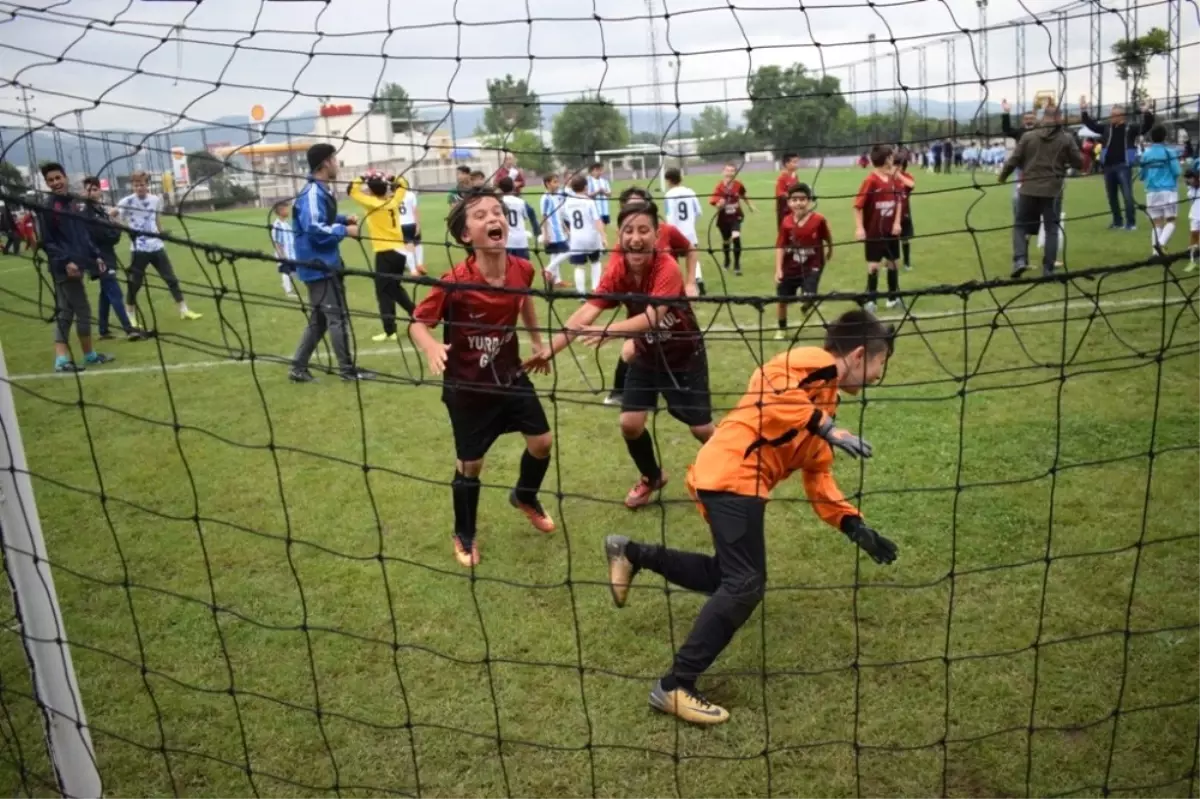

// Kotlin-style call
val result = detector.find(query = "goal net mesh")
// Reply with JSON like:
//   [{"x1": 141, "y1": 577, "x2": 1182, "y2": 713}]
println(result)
[{"x1": 0, "y1": 0, "x2": 1197, "y2": 796}]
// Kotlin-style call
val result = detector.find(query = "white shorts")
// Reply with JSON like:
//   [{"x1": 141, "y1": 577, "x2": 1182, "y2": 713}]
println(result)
[
  {"x1": 1191, "y1": 216, "x2": 1200, "y2": 233},
  {"x1": 1146, "y1": 190, "x2": 1178, "y2": 220}
]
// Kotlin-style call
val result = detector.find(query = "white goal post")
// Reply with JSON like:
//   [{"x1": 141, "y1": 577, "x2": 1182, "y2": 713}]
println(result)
[
  {"x1": 594, "y1": 145, "x2": 671, "y2": 195},
  {"x1": 0, "y1": 344, "x2": 102, "y2": 798}
]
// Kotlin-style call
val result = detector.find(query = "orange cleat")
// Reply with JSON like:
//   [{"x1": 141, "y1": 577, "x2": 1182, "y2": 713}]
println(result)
[
  {"x1": 453, "y1": 535, "x2": 480, "y2": 567},
  {"x1": 509, "y1": 491, "x2": 556, "y2": 534},
  {"x1": 625, "y1": 473, "x2": 668, "y2": 509}
]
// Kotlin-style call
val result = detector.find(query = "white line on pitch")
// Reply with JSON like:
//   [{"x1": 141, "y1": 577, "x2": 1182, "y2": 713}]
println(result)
[{"x1": 6, "y1": 295, "x2": 1194, "y2": 382}]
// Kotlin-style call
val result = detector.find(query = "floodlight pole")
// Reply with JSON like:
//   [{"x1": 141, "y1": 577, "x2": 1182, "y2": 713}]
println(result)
[
  {"x1": 977, "y1": 0, "x2": 989, "y2": 118},
  {"x1": 1165, "y1": 0, "x2": 1180, "y2": 112},
  {"x1": 1015, "y1": 23, "x2": 1027, "y2": 111},
  {"x1": 868, "y1": 33, "x2": 879, "y2": 123},
  {"x1": 0, "y1": 344, "x2": 103, "y2": 799},
  {"x1": 1056, "y1": 11, "x2": 1069, "y2": 107},
  {"x1": 1089, "y1": 2, "x2": 1103, "y2": 112}
]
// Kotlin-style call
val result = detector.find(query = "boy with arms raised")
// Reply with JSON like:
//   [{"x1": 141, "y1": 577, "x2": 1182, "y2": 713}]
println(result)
[{"x1": 604, "y1": 309, "x2": 898, "y2": 725}]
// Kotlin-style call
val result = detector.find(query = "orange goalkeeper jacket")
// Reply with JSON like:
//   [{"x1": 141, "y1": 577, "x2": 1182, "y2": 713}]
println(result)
[{"x1": 686, "y1": 347, "x2": 862, "y2": 531}]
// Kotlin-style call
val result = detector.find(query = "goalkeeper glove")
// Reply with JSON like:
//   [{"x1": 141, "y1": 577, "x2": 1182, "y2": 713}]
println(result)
[
  {"x1": 817, "y1": 415, "x2": 873, "y2": 459},
  {"x1": 841, "y1": 516, "x2": 898, "y2": 565}
]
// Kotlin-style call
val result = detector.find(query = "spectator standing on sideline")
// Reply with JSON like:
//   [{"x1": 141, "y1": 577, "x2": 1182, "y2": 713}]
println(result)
[
  {"x1": 1080, "y1": 95, "x2": 1154, "y2": 230},
  {"x1": 447, "y1": 166, "x2": 471, "y2": 206},
  {"x1": 0, "y1": 202, "x2": 19, "y2": 255},
  {"x1": 999, "y1": 105, "x2": 1083, "y2": 277},
  {"x1": 82, "y1": 176, "x2": 145, "y2": 341},
  {"x1": 37, "y1": 162, "x2": 115, "y2": 372},
  {"x1": 288, "y1": 143, "x2": 375, "y2": 384},
  {"x1": 492, "y1": 153, "x2": 527, "y2": 195}
]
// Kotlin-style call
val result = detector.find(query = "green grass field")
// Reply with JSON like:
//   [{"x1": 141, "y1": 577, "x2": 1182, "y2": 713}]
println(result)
[{"x1": 0, "y1": 167, "x2": 1197, "y2": 798}]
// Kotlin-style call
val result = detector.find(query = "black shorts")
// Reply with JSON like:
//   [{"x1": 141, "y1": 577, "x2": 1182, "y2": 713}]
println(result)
[
  {"x1": 864, "y1": 237, "x2": 901, "y2": 264},
  {"x1": 375, "y1": 249, "x2": 407, "y2": 274},
  {"x1": 568, "y1": 251, "x2": 600, "y2": 265},
  {"x1": 622, "y1": 351, "x2": 713, "y2": 427},
  {"x1": 900, "y1": 216, "x2": 914, "y2": 239},
  {"x1": 544, "y1": 241, "x2": 569, "y2": 255},
  {"x1": 444, "y1": 374, "x2": 550, "y2": 462},
  {"x1": 716, "y1": 216, "x2": 742, "y2": 238},
  {"x1": 777, "y1": 271, "x2": 821, "y2": 298},
  {"x1": 401, "y1": 223, "x2": 421, "y2": 245}
]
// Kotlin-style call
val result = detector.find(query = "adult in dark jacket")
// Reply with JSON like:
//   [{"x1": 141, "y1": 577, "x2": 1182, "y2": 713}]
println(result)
[
  {"x1": 37, "y1": 162, "x2": 114, "y2": 372},
  {"x1": 999, "y1": 105, "x2": 1084, "y2": 277},
  {"x1": 1080, "y1": 96, "x2": 1154, "y2": 230},
  {"x1": 82, "y1": 176, "x2": 146, "y2": 341}
]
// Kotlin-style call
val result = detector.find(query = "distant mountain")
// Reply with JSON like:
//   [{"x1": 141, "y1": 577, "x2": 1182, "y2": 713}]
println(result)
[{"x1": 0, "y1": 95, "x2": 1015, "y2": 173}]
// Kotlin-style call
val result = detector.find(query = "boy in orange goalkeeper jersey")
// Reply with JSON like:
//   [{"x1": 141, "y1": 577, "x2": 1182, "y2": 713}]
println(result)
[{"x1": 604, "y1": 309, "x2": 899, "y2": 726}]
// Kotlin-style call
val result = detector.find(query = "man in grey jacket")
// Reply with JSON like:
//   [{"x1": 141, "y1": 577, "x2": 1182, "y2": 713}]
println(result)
[{"x1": 999, "y1": 105, "x2": 1083, "y2": 277}]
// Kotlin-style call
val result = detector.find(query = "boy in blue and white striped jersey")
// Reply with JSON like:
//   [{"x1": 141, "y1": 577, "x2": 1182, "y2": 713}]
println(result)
[
  {"x1": 271, "y1": 200, "x2": 297, "y2": 295},
  {"x1": 539, "y1": 174, "x2": 570, "y2": 287}
]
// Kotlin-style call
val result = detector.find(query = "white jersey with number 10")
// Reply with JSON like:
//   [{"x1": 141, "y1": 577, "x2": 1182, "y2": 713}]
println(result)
[
  {"x1": 563, "y1": 193, "x2": 602, "y2": 254},
  {"x1": 664, "y1": 186, "x2": 703, "y2": 245},
  {"x1": 501, "y1": 194, "x2": 535, "y2": 251}
]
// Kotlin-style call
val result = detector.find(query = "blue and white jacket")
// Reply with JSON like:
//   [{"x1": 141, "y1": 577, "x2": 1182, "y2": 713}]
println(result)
[{"x1": 293, "y1": 177, "x2": 349, "y2": 283}]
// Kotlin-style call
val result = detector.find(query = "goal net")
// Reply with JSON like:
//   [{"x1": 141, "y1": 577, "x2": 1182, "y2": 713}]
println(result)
[{"x1": 0, "y1": 0, "x2": 1197, "y2": 797}]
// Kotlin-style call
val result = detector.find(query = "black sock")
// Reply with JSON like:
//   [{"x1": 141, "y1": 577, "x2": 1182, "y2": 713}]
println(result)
[
  {"x1": 886, "y1": 268, "x2": 899, "y2": 299},
  {"x1": 732, "y1": 238, "x2": 742, "y2": 270},
  {"x1": 613, "y1": 359, "x2": 629, "y2": 393},
  {"x1": 451, "y1": 470, "x2": 481, "y2": 543},
  {"x1": 721, "y1": 242, "x2": 731, "y2": 268},
  {"x1": 697, "y1": 280, "x2": 706, "y2": 296},
  {"x1": 867, "y1": 271, "x2": 879, "y2": 299},
  {"x1": 901, "y1": 240, "x2": 911, "y2": 267},
  {"x1": 624, "y1": 539, "x2": 660, "y2": 571},
  {"x1": 515, "y1": 450, "x2": 550, "y2": 506},
  {"x1": 624, "y1": 430, "x2": 661, "y2": 483},
  {"x1": 778, "y1": 317, "x2": 788, "y2": 329},
  {"x1": 660, "y1": 673, "x2": 695, "y2": 692}
]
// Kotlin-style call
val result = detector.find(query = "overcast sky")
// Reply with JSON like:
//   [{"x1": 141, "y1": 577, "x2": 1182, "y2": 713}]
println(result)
[{"x1": 1, "y1": 0, "x2": 1196, "y2": 138}]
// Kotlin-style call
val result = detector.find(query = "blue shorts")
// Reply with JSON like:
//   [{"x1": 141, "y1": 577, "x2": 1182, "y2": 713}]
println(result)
[
  {"x1": 401, "y1": 223, "x2": 421, "y2": 245},
  {"x1": 600, "y1": 214, "x2": 611, "y2": 225},
  {"x1": 508, "y1": 247, "x2": 530, "y2": 260},
  {"x1": 568, "y1": 251, "x2": 600, "y2": 266},
  {"x1": 544, "y1": 241, "x2": 569, "y2": 255}
]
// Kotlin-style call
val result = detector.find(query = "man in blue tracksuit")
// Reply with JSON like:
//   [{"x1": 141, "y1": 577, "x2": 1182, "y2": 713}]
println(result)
[
  {"x1": 37, "y1": 162, "x2": 114, "y2": 373},
  {"x1": 1140, "y1": 124, "x2": 1182, "y2": 254},
  {"x1": 288, "y1": 142, "x2": 373, "y2": 383},
  {"x1": 82, "y1": 176, "x2": 146, "y2": 342}
]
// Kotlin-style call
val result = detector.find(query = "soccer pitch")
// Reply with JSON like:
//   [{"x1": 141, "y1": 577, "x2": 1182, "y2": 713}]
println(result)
[{"x1": 0, "y1": 167, "x2": 1196, "y2": 797}]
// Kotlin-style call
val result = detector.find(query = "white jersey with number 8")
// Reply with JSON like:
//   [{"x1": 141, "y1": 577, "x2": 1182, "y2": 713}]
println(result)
[
  {"x1": 563, "y1": 193, "x2": 602, "y2": 253},
  {"x1": 664, "y1": 186, "x2": 703, "y2": 245}
]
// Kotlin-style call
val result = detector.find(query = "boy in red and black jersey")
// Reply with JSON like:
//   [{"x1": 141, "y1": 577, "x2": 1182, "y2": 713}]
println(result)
[
  {"x1": 774, "y1": 152, "x2": 800, "y2": 228},
  {"x1": 409, "y1": 188, "x2": 555, "y2": 568},
  {"x1": 894, "y1": 144, "x2": 917, "y2": 270},
  {"x1": 604, "y1": 186, "x2": 701, "y2": 407},
  {"x1": 853, "y1": 144, "x2": 908, "y2": 312},
  {"x1": 708, "y1": 163, "x2": 756, "y2": 275},
  {"x1": 774, "y1": 183, "x2": 833, "y2": 338},
  {"x1": 526, "y1": 201, "x2": 713, "y2": 510}
]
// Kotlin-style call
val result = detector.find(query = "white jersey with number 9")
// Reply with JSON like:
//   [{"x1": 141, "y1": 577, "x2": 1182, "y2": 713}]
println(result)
[{"x1": 664, "y1": 185, "x2": 702, "y2": 245}]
